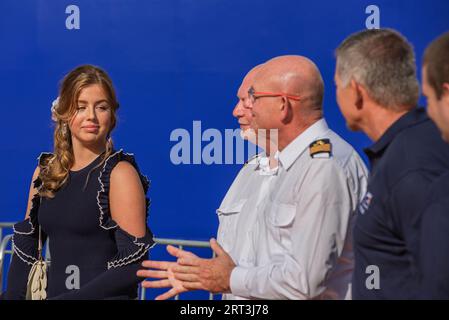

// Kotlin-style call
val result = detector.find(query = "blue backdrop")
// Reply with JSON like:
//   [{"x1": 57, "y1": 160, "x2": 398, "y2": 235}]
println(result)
[{"x1": 1, "y1": 0, "x2": 448, "y2": 299}]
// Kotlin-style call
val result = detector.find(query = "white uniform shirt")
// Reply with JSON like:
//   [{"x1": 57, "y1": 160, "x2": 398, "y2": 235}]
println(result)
[
  {"x1": 220, "y1": 119, "x2": 368, "y2": 299},
  {"x1": 216, "y1": 151, "x2": 277, "y2": 300}
]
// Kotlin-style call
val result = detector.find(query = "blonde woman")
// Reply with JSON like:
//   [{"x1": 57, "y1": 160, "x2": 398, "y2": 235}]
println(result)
[{"x1": 3, "y1": 65, "x2": 154, "y2": 299}]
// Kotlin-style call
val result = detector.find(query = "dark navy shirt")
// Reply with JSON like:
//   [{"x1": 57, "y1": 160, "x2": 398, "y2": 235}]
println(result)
[
  {"x1": 420, "y1": 171, "x2": 449, "y2": 299},
  {"x1": 352, "y1": 108, "x2": 449, "y2": 299}
]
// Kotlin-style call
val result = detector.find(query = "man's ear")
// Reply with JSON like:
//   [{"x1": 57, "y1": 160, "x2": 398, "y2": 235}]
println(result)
[
  {"x1": 280, "y1": 96, "x2": 293, "y2": 123},
  {"x1": 351, "y1": 79, "x2": 364, "y2": 110},
  {"x1": 442, "y1": 83, "x2": 449, "y2": 103}
]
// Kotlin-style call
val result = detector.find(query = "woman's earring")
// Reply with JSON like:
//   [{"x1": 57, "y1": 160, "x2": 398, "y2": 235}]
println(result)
[
  {"x1": 107, "y1": 135, "x2": 112, "y2": 147},
  {"x1": 62, "y1": 123, "x2": 68, "y2": 137}
]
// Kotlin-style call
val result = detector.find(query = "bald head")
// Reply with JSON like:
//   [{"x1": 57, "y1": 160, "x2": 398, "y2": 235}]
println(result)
[
  {"x1": 254, "y1": 55, "x2": 324, "y2": 116},
  {"x1": 238, "y1": 64, "x2": 264, "y2": 98}
]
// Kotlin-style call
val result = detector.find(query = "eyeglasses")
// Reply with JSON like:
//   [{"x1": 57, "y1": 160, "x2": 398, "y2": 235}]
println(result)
[{"x1": 247, "y1": 87, "x2": 302, "y2": 106}]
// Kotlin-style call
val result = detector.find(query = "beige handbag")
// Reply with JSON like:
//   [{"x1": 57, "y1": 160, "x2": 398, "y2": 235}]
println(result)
[{"x1": 26, "y1": 226, "x2": 47, "y2": 300}]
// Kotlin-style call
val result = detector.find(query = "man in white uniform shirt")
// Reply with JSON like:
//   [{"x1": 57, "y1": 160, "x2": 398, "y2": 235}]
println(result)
[
  {"x1": 214, "y1": 63, "x2": 282, "y2": 299},
  {"x1": 137, "y1": 64, "x2": 279, "y2": 299},
  {"x1": 138, "y1": 55, "x2": 368, "y2": 300}
]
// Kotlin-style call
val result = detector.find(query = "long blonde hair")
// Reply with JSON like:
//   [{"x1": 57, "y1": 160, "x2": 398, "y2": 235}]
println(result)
[{"x1": 39, "y1": 65, "x2": 119, "y2": 198}]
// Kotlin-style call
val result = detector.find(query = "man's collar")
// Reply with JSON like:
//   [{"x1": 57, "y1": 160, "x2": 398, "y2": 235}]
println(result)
[
  {"x1": 245, "y1": 151, "x2": 280, "y2": 176},
  {"x1": 364, "y1": 108, "x2": 428, "y2": 161},
  {"x1": 278, "y1": 118, "x2": 330, "y2": 171}
]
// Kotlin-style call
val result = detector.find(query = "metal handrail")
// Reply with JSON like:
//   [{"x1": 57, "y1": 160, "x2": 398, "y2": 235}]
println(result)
[
  {"x1": 0, "y1": 223, "x2": 215, "y2": 300},
  {"x1": 0, "y1": 234, "x2": 13, "y2": 292},
  {"x1": 154, "y1": 237, "x2": 212, "y2": 248},
  {"x1": 1, "y1": 223, "x2": 213, "y2": 249},
  {"x1": 0, "y1": 223, "x2": 14, "y2": 244}
]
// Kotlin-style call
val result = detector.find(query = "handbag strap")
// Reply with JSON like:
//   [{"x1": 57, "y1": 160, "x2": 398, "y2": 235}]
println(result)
[
  {"x1": 37, "y1": 195, "x2": 43, "y2": 262},
  {"x1": 38, "y1": 225, "x2": 43, "y2": 262}
]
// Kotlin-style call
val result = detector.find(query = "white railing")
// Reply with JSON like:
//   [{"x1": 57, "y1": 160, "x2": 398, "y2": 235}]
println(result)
[{"x1": 0, "y1": 222, "x2": 215, "y2": 300}]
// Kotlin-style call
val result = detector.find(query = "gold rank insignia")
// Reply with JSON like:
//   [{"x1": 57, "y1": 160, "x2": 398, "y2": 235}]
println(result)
[{"x1": 309, "y1": 139, "x2": 332, "y2": 158}]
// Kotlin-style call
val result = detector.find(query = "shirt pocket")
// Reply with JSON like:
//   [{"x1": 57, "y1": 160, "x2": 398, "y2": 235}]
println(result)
[
  {"x1": 216, "y1": 198, "x2": 246, "y2": 216},
  {"x1": 268, "y1": 202, "x2": 297, "y2": 227},
  {"x1": 216, "y1": 199, "x2": 247, "y2": 248},
  {"x1": 266, "y1": 202, "x2": 297, "y2": 249}
]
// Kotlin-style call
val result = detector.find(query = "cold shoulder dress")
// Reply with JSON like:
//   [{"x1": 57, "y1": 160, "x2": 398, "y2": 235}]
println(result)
[{"x1": 4, "y1": 149, "x2": 154, "y2": 299}]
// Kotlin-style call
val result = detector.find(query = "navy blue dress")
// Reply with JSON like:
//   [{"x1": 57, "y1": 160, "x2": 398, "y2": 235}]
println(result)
[{"x1": 4, "y1": 149, "x2": 154, "y2": 300}]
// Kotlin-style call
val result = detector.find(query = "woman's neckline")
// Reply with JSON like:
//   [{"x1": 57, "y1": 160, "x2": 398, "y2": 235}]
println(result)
[{"x1": 70, "y1": 152, "x2": 104, "y2": 174}]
